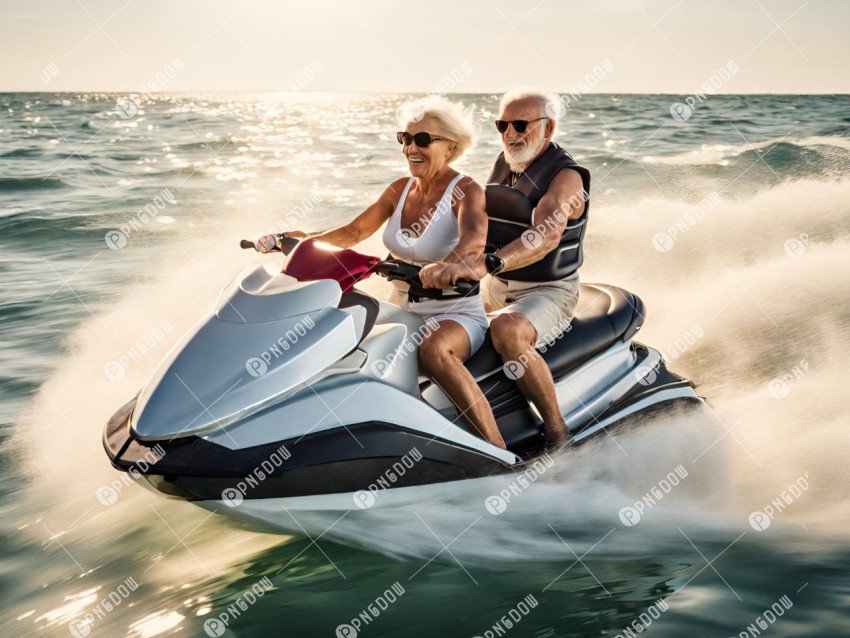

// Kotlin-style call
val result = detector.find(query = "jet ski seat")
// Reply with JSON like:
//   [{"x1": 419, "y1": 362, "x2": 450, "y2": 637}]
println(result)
[{"x1": 465, "y1": 283, "x2": 645, "y2": 382}]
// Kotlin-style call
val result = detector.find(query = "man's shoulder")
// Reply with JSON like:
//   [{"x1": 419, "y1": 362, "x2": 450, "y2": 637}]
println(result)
[
  {"x1": 549, "y1": 146, "x2": 591, "y2": 192},
  {"x1": 550, "y1": 166, "x2": 585, "y2": 187},
  {"x1": 544, "y1": 167, "x2": 588, "y2": 218}
]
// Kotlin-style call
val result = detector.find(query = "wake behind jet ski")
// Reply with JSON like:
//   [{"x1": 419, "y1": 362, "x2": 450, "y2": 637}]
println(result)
[{"x1": 102, "y1": 231, "x2": 703, "y2": 534}]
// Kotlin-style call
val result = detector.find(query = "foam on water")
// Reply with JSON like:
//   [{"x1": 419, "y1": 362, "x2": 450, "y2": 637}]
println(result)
[
  {"x1": 3, "y1": 93, "x2": 849, "y2": 636},
  {"x1": 10, "y1": 177, "x2": 849, "y2": 578}
]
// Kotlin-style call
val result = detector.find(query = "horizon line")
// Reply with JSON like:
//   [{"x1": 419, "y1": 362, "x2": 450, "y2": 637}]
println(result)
[{"x1": 1, "y1": 90, "x2": 849, "y2": 96}]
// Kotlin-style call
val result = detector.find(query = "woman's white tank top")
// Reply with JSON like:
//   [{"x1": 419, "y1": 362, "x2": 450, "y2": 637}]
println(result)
[{"x1": 382, "y1": 174, "x2": 465, "y2": 265}]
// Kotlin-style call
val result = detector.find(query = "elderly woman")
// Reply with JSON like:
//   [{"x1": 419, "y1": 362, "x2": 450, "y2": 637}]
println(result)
[{"x1": 255, "y1": 96, "x2": 507, "y2": 449}]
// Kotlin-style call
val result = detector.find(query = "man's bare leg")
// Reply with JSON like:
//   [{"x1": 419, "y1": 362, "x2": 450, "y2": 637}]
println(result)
[{"x1": 489, "y1": 313, "x2": 571, "y2": 445}]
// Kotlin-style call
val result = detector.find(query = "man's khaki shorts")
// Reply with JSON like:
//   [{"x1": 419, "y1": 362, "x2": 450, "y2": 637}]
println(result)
[{"x1": 481, "y1": 272, "x2": 580, "y2": 346}]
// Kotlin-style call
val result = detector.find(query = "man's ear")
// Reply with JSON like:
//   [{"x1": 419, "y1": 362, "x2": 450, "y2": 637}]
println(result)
[{"x1": 544, "y1": 119, "x2": 556, "y2": 139}]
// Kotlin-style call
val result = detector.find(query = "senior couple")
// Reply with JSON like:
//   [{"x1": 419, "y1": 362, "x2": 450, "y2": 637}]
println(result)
[{"x1": 256, "y1": 88, "x2": 590, "y2": 451}]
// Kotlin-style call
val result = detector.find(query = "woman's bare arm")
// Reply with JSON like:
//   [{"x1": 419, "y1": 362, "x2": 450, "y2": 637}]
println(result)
[
  {"x1": 419, "y1": 177, "x2": 488, "y2": 288},
  {"x1": 294, "y1": 178, "x2": 407, "y2": 248},
  {"x1": 444, "y1": 177, "x2": 487, "y2": 266}
]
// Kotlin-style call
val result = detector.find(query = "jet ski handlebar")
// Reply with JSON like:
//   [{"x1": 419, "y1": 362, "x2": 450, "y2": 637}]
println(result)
[
  {"x1": 239, "y1": 235, "x2": 478, "y2": 298},
  {"x1": 240, "y1": 233, "x2": 301, "y2": 255},
  {"x1": 371, "y1": 259, "x2": 480, "y2": 297}
]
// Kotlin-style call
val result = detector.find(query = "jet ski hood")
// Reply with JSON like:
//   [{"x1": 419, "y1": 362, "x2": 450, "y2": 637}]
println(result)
[{"x1": 131, "y1": 265, "x2": 365, "y2": 440}]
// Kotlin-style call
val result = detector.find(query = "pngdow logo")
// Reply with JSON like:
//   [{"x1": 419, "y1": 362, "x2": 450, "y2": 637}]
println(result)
[
  {"x1": 220, "y1": 444, "x2": 292, "y2": 507},
  {"x1": 502, "y1": 318, "x2": 574, "y2": 380},
  {"x1": 546, "y1": 59, "x2": 615, "y2": 114},
  {"x1": 335, "y1": 582, "x2": 405, "y2": 638},
  {"x1": 472, "y1": 594, "x2": 538, "y2": 638},
  {"x1": 203, "y1": 577, "x2": 274, "y2": 637},
  {"x1": 612, "y1": 598, "x2": 669, "y2": 638},
  {"x1": 633, "y1": 358, "x2": 663, "y2": 386},
  {"x1": 352, "y1": 447, "x2": 423, "y2": 510},
  {"x1": 669, "y1": 60, "x2": 740, "y2": 121},
  {"x1": 114, "y1": 58, "x2": 185, "y2": 121},
  {"x1": 732, "y1": 594, "x2": 793, "y2": 638},
  {"x1": 518, "y1": 190, "x2": 588, "y2": 252},
  {"x1": 68, "y1": 577, "x2": 139, "y2": 637},
  {"x1": 666, "y1": 323, "x2": 705, "y2": 360},
  {"x1": 618, "y1": 464, "x2": 689, "y2": 526},
  {"x1": 394, "y1": 184, "x2": 465, "y2": 248},
  {"x1": 254, "y1": 59, "x2": 325, "y2": 120},
  {"x1": 264, "y1": 189, "x2": 327, "y2": 233},
  {"x1": 105, "y1": 189, "x2": 177, "y2": 250},
  {"x1": 96, "y1": 445, "x2": 165, "y2": 506},
  {"x1": 767, "y1": 359, "x2": 809, "y2": 399},
  {"x1": 650, "y1": 192, "x2": 721, "y2": 252},
  {"x1": 484, "y1": 454, "x2": 554, "y2": 515},
  {"x1": 783, "y1": 233, "x2": 809, "y2": 258},
  {"x1": 103, "y1": 320, "x2": 174, "y2": 381},
  {"x1": 748, "y1": 472, "x2": 810, "y2": 531},
  {"x1": 369, "y1": 317, "x2": 439, "y2": 378},
  {"x1": 245, "y1": 316, "x2": 317, "y2": 377}
]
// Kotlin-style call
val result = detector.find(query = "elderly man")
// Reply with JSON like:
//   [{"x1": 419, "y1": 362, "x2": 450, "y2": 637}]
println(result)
[{"x1": 420, "y1": 88, "x2": 590, "y2": 448}]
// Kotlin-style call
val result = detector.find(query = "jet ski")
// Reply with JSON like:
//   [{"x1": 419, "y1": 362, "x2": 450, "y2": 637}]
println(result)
[{"x1": 103, "y1": 227, "x2": 702, "y2": 533}]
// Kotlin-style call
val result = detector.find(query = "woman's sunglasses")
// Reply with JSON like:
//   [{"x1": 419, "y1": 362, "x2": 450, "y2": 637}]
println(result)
[
  {"x1": 396, "y1": 131, "x2": 451, "y2": 147},
  {"x1": 494, "y1": 117, "x2": 547, "y2": 134}
]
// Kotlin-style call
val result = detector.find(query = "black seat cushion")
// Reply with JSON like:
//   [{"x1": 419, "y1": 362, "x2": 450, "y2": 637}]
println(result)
[{"x1": 465, "y1": 283, "x2": 645, "y2": 382}]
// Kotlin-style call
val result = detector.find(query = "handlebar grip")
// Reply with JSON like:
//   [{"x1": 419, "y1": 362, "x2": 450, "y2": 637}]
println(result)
[
  {"x1": 453, "y1": 279, "x2": 479, "y2": 295},
  {"x1": 278, "y1": 234, "x2": 301, "y2": 255},
  {"x1": 239, "y1": 234, "x2": 301, "y2": 254},
  {"x1": 411, "y1": 274, "x2": 479, "y2": 296}
]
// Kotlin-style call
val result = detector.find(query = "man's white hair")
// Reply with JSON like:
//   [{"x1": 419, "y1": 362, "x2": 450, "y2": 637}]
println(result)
[
  {"x1": 397, "y1": 95, "x2": 475, "y2": 163},
  {"x1": 499, "y1": 87, "x2": 565, "y2": 131}
]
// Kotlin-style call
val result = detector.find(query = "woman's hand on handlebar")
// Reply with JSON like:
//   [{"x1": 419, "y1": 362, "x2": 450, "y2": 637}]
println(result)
[
  {"x1": 419, "y1": 260, "x2": 486, "y2": 288},
  {"x1": 253, "y1": 234, "x2": 279, "y2": 253},
  {"x1": 253, "y1": 230, "x2": 308, "y2": 253},
  {"x1": 418, "y1": 262, "x2": 471, "y2": 289}
]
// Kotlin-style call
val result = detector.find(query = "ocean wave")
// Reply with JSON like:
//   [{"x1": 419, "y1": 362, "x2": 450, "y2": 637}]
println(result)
[
  {"x1": 171, "y1": 138, "x2": 239, "y2": 152},
  {"x1": 0, "y1": 176, "x2": 68, "y2": 191},
  {"x1": 640, "y1": 135, "x2": 850, "y2": 167},
  {"x1": 0, "y1": 148, "x2": 44, "y2": 159}
]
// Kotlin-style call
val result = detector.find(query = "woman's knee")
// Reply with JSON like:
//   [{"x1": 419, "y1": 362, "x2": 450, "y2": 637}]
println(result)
[
  {"x1": 418, "y1": 334, "x2": 453, "y2": 373},
  {"x1": 420, "y1": 325, "x2": 470, "y2": 372}
]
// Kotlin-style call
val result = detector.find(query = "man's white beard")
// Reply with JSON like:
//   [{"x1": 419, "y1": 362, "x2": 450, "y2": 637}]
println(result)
[{"x1": 504, "y1": 136, "x2": 546, "y2": 173}]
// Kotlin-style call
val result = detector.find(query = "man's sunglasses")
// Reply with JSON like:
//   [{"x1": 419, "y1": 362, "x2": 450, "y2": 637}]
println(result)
[
  {"x1": 396, "y1": 131, "x2": 451, "y2": 147},
  {"x1": 494, "y1": 117, "x2": 547, "y2": 134}
]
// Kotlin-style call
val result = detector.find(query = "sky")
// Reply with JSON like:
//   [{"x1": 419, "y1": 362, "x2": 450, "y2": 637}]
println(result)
[{"x1": 1, "y1": 0, "x2": 848, "y2": 93}]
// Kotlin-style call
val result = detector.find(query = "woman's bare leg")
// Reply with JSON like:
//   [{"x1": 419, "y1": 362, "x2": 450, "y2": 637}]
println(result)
[{"x1": 418, "y1": 320, "x2": 506, "y2": 449}]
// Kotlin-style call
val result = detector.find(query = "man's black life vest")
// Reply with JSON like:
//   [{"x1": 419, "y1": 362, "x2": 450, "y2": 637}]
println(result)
[{"x1": 485, "y1": 142, "x2": 590, "y2": 282}]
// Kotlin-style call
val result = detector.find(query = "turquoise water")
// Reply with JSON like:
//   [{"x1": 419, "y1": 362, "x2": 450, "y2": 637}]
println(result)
[{"x1": 1, "y1": 93, "x2": 849, "y2": 637}]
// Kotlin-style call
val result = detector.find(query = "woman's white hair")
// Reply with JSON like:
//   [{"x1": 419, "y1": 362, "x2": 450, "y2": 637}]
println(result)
[
  {"x1": 499, "y1": 87, "x2": 565, "y2": 131},
  {"x1": 397, "y1": 95, "x2": 475, "y2": 163}
]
